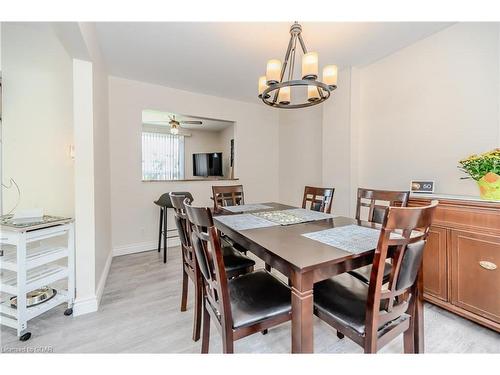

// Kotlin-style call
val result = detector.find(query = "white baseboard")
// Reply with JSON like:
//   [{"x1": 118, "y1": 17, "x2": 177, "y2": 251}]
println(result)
[
  {"x1": 96, "y1": 249, "x2": 113, "y2": 306},
  {"x1": 73, "y1": 295, "x2": 98, "y2": 316},
  {"x1": 112, "y1": 237, "x2": 180, "y2": 257},
  {"x1": 73, "y1": 249, "x2": 113, "y2": 316}
]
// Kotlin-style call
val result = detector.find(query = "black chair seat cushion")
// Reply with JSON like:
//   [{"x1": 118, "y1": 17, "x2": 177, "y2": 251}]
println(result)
[
  {"x1": 314, "y1": 273, "x2": 408, "y2": 335},
  {"x1": 222, "y1": 246, "x2": 255, "y2": 275},
  {"x1": 348, "y1": 261, "x2": 392, "y2": 284},
  {"x1": 229, "y1": 270, "x2": 291, "y2": 329}
]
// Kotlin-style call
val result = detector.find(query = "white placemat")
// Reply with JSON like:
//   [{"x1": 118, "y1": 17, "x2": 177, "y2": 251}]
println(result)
[
  {"x1": 302, "y1": 225, "x2": 381, "y2": 253},
  {"x1": 283, "y1": 208, "x2": 334, "y2": 221},
  {"x1": 214, "y1": 214, "x2": 279, "y2": 231},
  {"x1": 222, "y1": 204, "x2": 272, "y2": 213}
]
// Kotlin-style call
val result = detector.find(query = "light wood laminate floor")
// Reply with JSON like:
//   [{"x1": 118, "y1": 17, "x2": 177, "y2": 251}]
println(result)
[{"x1": 2, "y1": 247, "x2": 499, "y2": 353}]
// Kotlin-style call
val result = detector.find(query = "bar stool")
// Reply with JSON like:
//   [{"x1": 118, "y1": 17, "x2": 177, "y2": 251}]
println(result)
[{"x1": 154, "y1": 192, "x2": 194, "y2": 263}]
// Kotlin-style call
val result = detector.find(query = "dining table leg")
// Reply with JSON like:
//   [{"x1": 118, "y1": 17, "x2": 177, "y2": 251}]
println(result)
[{"x1": 290, "y1": 270, "x2": 314, "y2": 353}]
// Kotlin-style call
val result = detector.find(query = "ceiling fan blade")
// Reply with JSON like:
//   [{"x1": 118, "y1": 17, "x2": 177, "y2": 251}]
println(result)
[{"x1": 180, "y1": 121, "x2": 203, "y2": 125}]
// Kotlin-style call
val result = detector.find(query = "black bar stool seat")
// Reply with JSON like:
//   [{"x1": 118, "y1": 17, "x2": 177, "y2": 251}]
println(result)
[{"x1": 155, "y1": 192, "x2": 194, "y2": 263}]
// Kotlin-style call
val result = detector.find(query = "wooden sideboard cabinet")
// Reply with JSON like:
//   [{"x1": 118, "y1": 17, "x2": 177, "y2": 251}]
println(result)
[{"x1": 409, "y1": 195, "x2": 500, "y2": 332}]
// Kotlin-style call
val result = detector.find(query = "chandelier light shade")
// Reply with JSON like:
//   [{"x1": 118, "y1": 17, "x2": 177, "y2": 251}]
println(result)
[
  {"x1": 266, "y1": 59, "x2": 282, "y2": 85},
  {"x1": 323, "y1": 65, "x2": 338, "y2": 87},
  {"x1": 258, "y1": 76, "x2": 269, "y2": 98},
  {"x1": 278, "y1": 86, "x2": 291, "y2": 105},
  {"x1": 258, "y1": 22, "x2": 337, "y2": 109},
  {"x1": 302, "y1": 52, "x2": 319, "y2": 79},
  {"x1": 307, "y1": 85, "x2": 320, "y2": 102}
]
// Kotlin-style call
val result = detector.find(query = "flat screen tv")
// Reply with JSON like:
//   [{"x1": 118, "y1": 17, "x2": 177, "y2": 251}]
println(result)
[{"x1": 193, "y1": 152, "x2": 223, "y2": 177}]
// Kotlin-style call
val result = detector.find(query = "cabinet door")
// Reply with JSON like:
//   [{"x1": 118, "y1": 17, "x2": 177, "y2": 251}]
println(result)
[
  {"x1": 451, "y1": 230, "x2": 500, "y2": 323},
  {"x1": 423, "y1": 226, "x2": 448, "y2": 301}
]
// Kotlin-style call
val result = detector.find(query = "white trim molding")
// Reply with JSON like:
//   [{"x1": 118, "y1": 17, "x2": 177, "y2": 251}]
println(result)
[
  {"x1": 95, "y1": 249, "x2": 113, "y2": 306},
  {"x1": 73, "y1": 295, "x2": 98, "y2": 316},
  {"x1": 112, "y1": 237, "x2": 180, "y2": 257}
]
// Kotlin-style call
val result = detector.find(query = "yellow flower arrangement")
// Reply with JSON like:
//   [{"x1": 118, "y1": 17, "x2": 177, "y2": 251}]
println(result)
[{"x1": 459, "y1": 148, "x2": 500, "y2": 200}]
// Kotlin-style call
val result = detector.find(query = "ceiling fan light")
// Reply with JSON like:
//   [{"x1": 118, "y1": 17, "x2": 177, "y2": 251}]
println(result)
[
  {"x1": 266, "y1": 59, "x2": 281, "y2": 85},
  {"x1": 302, "y1": 52, "x2": 318, "y2": 80},
  {"x1": 170, "y1": 124, "x2": 179, "y2": 135}
]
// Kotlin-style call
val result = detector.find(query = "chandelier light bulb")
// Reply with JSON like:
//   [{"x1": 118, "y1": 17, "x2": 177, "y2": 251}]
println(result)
[
  {"x1": 278, "y1": 86, "x2": 291, "y2": 105},
  {"x1": 307, "y1": 85, "x2": 320, "y2": 102},
  {"x1": 302, "y1": 52, "x2": 318, "y2": 80},
  {"x1": 170, "y1": 125, "x2": 179, "y2": 135},
  {"x1": 258, "y1": 76, "x2": 269, "y2": 98},
  {"x1": 266, "y1": 59, "x2": 282, "y2": 85},
  {"x1": 323, "y1": 65, "x2": 338, "y2": 87}
]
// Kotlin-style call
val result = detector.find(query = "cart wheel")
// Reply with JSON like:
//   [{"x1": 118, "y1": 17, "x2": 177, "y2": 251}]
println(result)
[
  {"x1": 64, "y1": 308, "x2": 73, "y2": 316},
  {"x1": 19, "y1": 332, "x2": 31, "y2": 341}
]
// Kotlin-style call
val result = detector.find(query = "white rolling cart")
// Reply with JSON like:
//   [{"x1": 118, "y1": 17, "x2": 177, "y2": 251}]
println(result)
[{"x1": 0, "y1": 216, "x2": 75, "y2": 341}]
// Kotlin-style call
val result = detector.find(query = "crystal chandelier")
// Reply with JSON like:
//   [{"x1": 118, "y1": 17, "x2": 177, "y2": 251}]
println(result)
[{"x1": 258, "y1": 22, "x2": 337, "y2": 109}]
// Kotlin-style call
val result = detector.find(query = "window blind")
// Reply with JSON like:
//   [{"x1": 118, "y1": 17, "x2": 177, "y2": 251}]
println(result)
[{"x1": 142, "y1": 131, "x2": 185, "y2": 180}]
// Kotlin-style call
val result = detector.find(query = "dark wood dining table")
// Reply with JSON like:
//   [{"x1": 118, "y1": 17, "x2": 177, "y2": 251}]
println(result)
[{"x1": 213, "y1": 202, "x2": 424, "y2": 354}]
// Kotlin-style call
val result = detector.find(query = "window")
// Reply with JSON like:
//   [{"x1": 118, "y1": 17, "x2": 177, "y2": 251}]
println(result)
[{"x1": 142, "y1": 131, "x2": 185, "y2": 180}]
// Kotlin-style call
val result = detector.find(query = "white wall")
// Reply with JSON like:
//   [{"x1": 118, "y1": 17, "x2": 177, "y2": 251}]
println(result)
[
  {"x1": 322, "y1": 68, "x2": 353, "y2": 216},
  {"x1": 357, "y1": 23, "x2": 500, "y2": 196},
  {"x1": 2, "y1": 23, "x2": 74, "y2": 216},
  {"x1": 109, "y1": 76, "x2": 279, "y2": 256},
  {"x1": 278, "y1": 106, "x2": 323, "y2": 206}
]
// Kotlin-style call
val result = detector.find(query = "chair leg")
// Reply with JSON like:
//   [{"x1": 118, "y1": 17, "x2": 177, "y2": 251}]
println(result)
[
  {"x1": 336, "y1": 331, "x2": 344, "y2": 339},
  {"x1": 158, "y1": 208, "x2": 163, "y2": 253},
  {"x1": 363, "y1": 339, "x2": 377, "y2": 353},
  {"x1": 403, "y1": 327, "x2": 415, "y2": 354},
  {"x1": 201, "y1": 302, "x2": 210, "y2": 354},
  {"x1": 222, "y1": 331, "x2": 234, "y2": 354},
  {"x1": 262, "y1": 329, "x2": 268, "y2": 335},
  {"x1": 163, "y1": 208, "x2": 168, "y2": 263},
  {"x1": 180, "y1": 270, "x2": 188, "y2": 312},
  {"x1": 192, "y1": 280, "x2": 202, "y2": 342},
  {"x1": 265, "y1": 263, "x2": 271, "y2": 272}
]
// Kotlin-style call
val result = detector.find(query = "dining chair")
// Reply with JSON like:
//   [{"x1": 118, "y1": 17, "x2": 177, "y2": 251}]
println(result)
[
  {"x1": 170, "y1": 193, "x2": 256, "y2": 342},
  {"x1": 302, "y1": 186, "x2": 335, "y2": 213},
  {"x1": 313, "y1": 200, "x2": 438, "y2": 353},
  {"x1": 349, "y1": 188, "x2": 411, "y2": 284},
  {"x1": 211, "y1": 184, "x2": 249, "y2": 254},
  {"x1": 212, "y1": 185, "x2": 245, "y2": 211},
  {"x1": 184, "y1": 200, "x2": 292, "y2": 353}
]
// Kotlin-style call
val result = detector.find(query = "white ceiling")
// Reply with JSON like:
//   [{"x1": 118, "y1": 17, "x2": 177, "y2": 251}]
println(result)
[
  {"x1": 142, "y1": 109, "x2": 233, "y2": 131},
  {"x1": 95, "y1": 22, "x2": 452, "y2": 103}
]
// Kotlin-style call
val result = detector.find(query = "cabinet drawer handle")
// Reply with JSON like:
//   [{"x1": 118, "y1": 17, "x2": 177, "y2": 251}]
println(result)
[{"x1": 479, "y1": 261, "x2": 497, "y2": 270}]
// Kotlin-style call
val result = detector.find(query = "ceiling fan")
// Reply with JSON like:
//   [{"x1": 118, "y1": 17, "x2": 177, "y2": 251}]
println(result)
[{"x1": 149, "y1": 115, "x2": 203, "y2": 135}]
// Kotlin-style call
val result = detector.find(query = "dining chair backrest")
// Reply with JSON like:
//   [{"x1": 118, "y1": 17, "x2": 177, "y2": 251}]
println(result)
[
  {"x1": 184, "y1": 200, "x2": 232, "y2": 327},
  {"x1": 365, "y1": 200, "x2": 438, "y2": 342},
  {"x1": 212, "y1": 185, "x2": 245, "y2": 210},
  {"x1": 302, "y1": 186, "x2": 335, "y2": 214},
  {"x1": 170, "y1": 193, "x2": 195, "y2": 269},
  {"x1": 355, "y1": 188, "x2": 410, "y2": 224}
]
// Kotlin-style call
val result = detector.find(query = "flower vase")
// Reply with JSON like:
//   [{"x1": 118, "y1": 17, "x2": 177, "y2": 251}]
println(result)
[{"x1": 477, "y1": 172, "x2": 500, "y2": 201}]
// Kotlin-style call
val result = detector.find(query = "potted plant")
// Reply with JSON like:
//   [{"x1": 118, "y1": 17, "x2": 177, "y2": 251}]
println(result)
[{"x1": 459, "y1": 148, "x2": 500, "y2": 200}]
